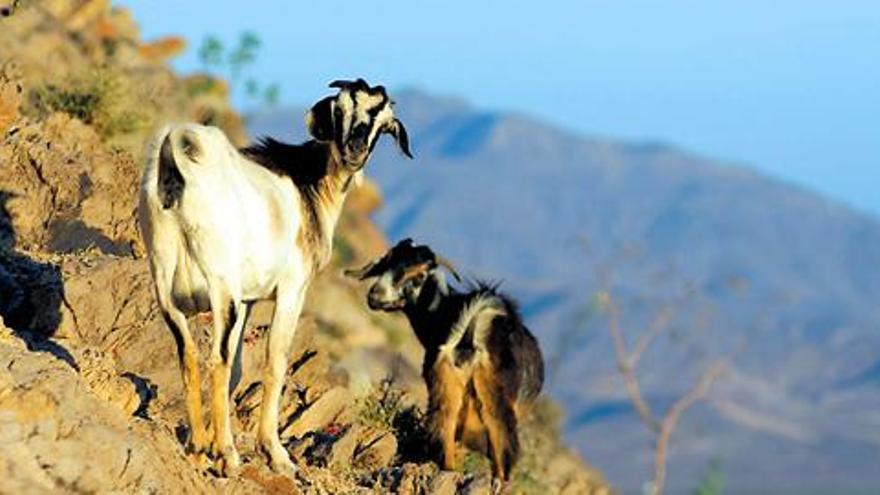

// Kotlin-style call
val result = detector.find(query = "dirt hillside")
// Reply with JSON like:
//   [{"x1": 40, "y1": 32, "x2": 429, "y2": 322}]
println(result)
[{"x1": 0, "y1": 2, "x2": 612, "y2": 493}]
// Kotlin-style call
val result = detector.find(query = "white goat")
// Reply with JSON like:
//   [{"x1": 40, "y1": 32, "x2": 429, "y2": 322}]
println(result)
[{"x1": 138, "y1": 79, "x2": 411, "y2": 475}]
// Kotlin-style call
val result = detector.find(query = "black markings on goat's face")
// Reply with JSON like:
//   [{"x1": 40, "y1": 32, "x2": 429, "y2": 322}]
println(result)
[
  {"x1": 346, "y1": 239, "x2": 436, "y2": 311},
  {"x1": 367, "y1": 262, "x2": 432, "y2": 311},
  {"x1": 309, "y1": 79, "x2": 412, "y2": 171},
  {"x1": 335, "y1": 86, "x2": 394, "y2": 169}
]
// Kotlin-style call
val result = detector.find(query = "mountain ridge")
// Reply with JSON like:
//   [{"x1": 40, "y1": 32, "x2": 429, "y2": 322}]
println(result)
[{"x1": 250, "y1": 89, "x2": 880, "y2": 493}]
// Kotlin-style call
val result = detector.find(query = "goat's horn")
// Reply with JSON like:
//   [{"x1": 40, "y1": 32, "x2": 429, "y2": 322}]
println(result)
[
  {"x1": 329, "y1": 78, "x2": 368, "y2": 91},
  {"x1": 343, "y1": 260, "x2": 377, "y2": 280},
  {"x1": 435, "y1": 255, "x2": 461, "y2": 282},
  {"x1": 329, "y1": 80, "x2": 352, "y2": 89}
]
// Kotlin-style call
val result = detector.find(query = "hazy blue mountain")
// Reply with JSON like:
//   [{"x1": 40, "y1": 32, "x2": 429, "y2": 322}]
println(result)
[{"x1": 248, "y1": 90, "x2": 880, "y2": 494}]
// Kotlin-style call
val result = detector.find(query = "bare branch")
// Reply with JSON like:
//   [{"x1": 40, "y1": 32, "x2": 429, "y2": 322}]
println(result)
[
  {"x1": 629, "y1": 304, "x2": 675, "y2": 368},
  {"x1": 601, "y1": 292, "x2": 661, "y2": 432},
  {"x1": 650, "y1": 360, "x2": 727, "y2": 495}
]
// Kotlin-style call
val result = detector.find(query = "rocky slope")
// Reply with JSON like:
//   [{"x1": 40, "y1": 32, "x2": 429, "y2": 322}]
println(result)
[{"x1": 0, "y1": 2, "x2": 609, "y2": 493}]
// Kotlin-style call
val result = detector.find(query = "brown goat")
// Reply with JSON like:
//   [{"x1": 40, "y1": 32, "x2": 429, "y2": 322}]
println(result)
[{"x1": 347, "y1": 239, "x2": 544, "y2": 479}]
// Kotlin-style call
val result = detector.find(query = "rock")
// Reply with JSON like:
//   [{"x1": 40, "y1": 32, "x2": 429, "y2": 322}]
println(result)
[
  {"x1": 326, "y1": 424, "x2": 361, "y2": 469},
  {"x1": 58, "y1": 255, "x2": 154, "y2": 347},
  {"x1": 0, "y1": 343, "x2": 211, "y2": 493},
  {"x1": 282, "y1": 386, "x2": 352, "y2": 439},
  {"x1": 65, "y1": 0, "x2": 109, "y2": 31},
  {"x1": 0, "y1": 78, "x2": 21, "y2": 135},
  {"x1": 0, "y1": 113, "x2": 140, "y2": 254},
  {"x1": 353, "y1": 426, "x2": 398, "y2": 469},
  {"x1": 428, "y1": 471, "x2": 462, "y2": 495},
  {"x1": 459, "y1": 474, "x2": 493, "y2": 495},
  {"x1": 381, "y1": 462, "x2": 440, "y2": 495},
  {"x1": 77, "y1": 347, "x2": 141, "y2": 416},
  {"x1": 309, "y1": 422, "x2": 398, "y2": 470}
]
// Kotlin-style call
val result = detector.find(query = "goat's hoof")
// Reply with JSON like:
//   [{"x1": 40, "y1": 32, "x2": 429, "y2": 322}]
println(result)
[
  {"x1": 187, "y1": 449, "x2": 211, "y2": 471},
  {"x1": 271, "y1": 461, "x2": 298, "y2": 479},
  {"x1": 213, "y1": 447, "x2": 241, "y2": 477},
  {"x1": 491, "y1": 477, "x2": 506, "y2": 494},
  {"x1": 268, "y1": 451, "x2": 298, "y2": 478},
  {"x1": 259, "y1": 438, "x2": 297, "y2": 478}
]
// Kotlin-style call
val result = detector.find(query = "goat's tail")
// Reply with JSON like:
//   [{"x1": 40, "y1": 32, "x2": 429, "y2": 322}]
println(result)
[
  {"x1": 141, "y1": 125, "x2": 205, "y2": 210},
  {"x1": 156, "y1": 131, "x2": 185, "y2": 209}
]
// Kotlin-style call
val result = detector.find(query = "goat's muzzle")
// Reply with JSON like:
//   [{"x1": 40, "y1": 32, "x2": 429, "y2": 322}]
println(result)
[{"x1": 367, "y1": 287, "x2": 406, "y2": 311}]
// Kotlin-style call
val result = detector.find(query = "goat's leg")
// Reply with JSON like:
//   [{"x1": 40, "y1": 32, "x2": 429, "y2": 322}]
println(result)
[
  {"x1": 258, "y1": 283, "x2": 306, "y2": 475},
  {"x1": 473, "y1": 364, "x2": 519, "y2": 480},
  {"x1": 207, "y1": 290, "x2": 247, "y2": 476},
  {"x1": 429, "y1": 359, "x2": 465, "y2": 471},
  {"x1": 159, "y1": 301, "x2": 209, "y2": 467}
]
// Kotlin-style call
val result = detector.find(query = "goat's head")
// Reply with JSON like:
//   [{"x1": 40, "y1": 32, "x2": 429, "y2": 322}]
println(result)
[
  {"x1": 306, "y1": 78, "x2": 412, "y2": 171},
  {"x1": 345, "y1": 238, "x2": 460, "y2": 311}
]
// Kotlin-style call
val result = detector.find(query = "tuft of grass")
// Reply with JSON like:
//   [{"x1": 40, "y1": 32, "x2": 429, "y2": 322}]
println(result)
[
  {"x1": 459, "y1": 450, "x2": 491, "y2": 476},
  {"x1": 693, "y1": 458, "x2": 725, "y2": 495},
  {"x1": 357, "y1": 376, "x2": 431, "y2": 463},
  {"x1": 30, "y1": 69, "x2": 148, "y2": 139},
  {"x1": 510, "y1": 469, "x2": 544, "y2": 494},
  {"x1": 357, "y1": 376, "x2": 409, "y2": 431}
]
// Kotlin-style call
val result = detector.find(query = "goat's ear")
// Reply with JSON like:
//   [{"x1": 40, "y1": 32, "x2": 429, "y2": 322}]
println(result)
[
  {"x1": 344, "y1": 260, "x2": 379, "y2": 280},
  {"x1": 306, "y1": 96, "x2": 335, "y2": 142},
  {"x1": 384, "y1": 118, "x2": 412, "y2": 158}
]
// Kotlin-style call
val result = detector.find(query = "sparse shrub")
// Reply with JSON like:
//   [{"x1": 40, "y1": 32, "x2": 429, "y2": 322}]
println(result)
[
  {"x1": 30, "y1": 68, "x2": 147, "y2": 139},
  {"x1": 358, "y1": 376, "x2": 409, "y2": 431},
  {"x1": 357, "y1": 376, "x2": 430, "y2": 463},
  {"x1": 196, "y1": 31, "x2": 280, "y2": 109},
  {"x1": 459, "y1": 450, "x2": 491, "y2": 476},
  {"x1": 693, "y1": 458, "x2": 725, "y2": 495}
]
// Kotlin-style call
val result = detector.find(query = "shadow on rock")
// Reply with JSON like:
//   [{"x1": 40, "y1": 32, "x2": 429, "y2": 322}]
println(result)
[
  {"x1": 121, "y1": 372, "x2": 158, "y2": 418},
  {"x1": 0, "y1": 190, "x2": 76, "y2": 369}
]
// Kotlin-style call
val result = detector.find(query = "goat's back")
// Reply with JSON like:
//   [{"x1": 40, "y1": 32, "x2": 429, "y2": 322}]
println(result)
[
  {"x1": 138, "y1": 124, "x2": 305, "y2": 303},
  {"x1": 443, "y1": 289, "x2": 545, "y2": 405}
]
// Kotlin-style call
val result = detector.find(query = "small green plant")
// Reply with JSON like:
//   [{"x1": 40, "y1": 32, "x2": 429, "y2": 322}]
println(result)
[
  {"x1": 459, "y1": 450, "x2": 491, "y2": 476},
  {"x1": 692, "y1": 458, "x2": 725, "y2": 495},
  {"x1": 31, "y1": 69, "x2": 146, "y2": 138},
  {"x1": 196, "y1": 31, "x2": 280, "y2": 109},
  {"x1": 357, "y1": 376, "x2": 409, "y2": 431},
  {"x1": 357, "y1": 376, "x2": 430, "y2": 463},
  {"x1": 509, "y1": 468, "x2": 544, "y2": 494}
]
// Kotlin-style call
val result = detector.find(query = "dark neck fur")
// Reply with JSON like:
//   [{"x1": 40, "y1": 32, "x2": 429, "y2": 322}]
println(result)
[
  {"x1": 241, "y1": 137, "x2": 350, "y2": 269},
  {"x1": 241, "y1": 137, "x2": 333, "y2": 186},
  {"x1": 403, "y1": 274, "x2": 463, "y2": 353}
]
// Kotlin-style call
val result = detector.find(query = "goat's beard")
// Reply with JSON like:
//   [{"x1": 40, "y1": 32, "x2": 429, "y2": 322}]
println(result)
[{"x1": 341, "y1": 156, "x2": 367, "y2": 172}]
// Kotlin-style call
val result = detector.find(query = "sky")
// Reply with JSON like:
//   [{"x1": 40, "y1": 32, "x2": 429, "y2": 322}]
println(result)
[{"x1": 120, "y1": 0, "x2": 880, "y2": 217}]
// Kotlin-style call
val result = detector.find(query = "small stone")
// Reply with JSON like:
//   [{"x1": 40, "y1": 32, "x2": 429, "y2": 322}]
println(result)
[
  {"x1": 460, "y1": 474, "x2": 493, "y2": 495},
  {"x1": 428, "y1": 471, "x2": 461, "y2": 495},
  {"x1": 281, "y1": 386, "x2": 351, "y2": 439},
  {"x1": 353, "y1": 426, "x2": 397, "y2": 470}
]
